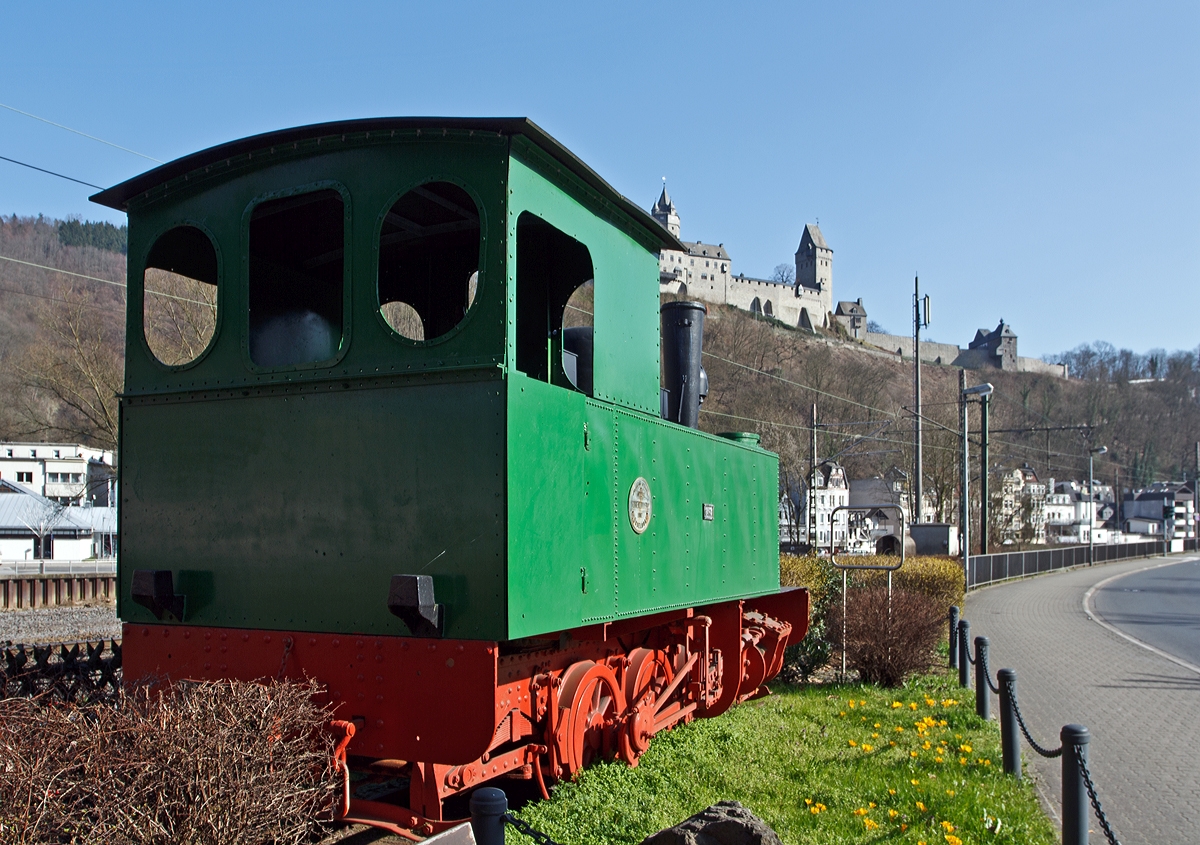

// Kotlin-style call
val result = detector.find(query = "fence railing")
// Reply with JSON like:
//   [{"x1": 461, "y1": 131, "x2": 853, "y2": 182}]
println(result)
[
  {"x1": 0, "y1": 559, "x2": 116, "y2": 577},
  {"x1": 967, "y1": 540, "x2": 1167, "y2": 590},
  {"x1": 951, "y1": 610, "x2": 1120, "y2": 845}
]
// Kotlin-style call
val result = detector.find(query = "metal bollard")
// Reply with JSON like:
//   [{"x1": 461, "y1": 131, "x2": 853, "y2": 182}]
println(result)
[
  {"x1": 948, "y1": 606, "x2": 960, "y2": 669},
  {"x1": 470, "y1": 786, "x2": 508, "y2": 845},
  {"x1": 997, "y1": 668, "x2": 1020, "y2": 780},
  {"x1": 1061, "y1": 725, "x2": 1091, "y2": 845},
  {"x1": 974, "y1": 636, "x2": 990, "y2": 720},
  {"x1": 957, "y1": 619, "x2": 971, "y2": 689}
]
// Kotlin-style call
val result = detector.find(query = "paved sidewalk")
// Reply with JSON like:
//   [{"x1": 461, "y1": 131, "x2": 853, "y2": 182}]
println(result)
[{"x1": 966, "y1": 555, "x2": 1200, "y2": 845}]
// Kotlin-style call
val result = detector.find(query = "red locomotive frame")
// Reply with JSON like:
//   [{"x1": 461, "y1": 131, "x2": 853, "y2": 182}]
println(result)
[{"x1": 124, "y1": 589, "x2": 807, "y2": 838}]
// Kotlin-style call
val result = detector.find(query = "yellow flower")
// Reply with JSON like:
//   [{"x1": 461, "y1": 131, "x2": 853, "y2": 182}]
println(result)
[
  {"x1": 959, "y1": 743, "x2": 972, "y2": 753},
  {"x1": 848, "y1": 740, "x2": 857, "y2": 747},
  {"x1": 925, "y1": 697, "x2": 937, "y2": 706},
  {"x1": 983, "y1": 759, "x2": 992, "y2": 766},
  {"x1": 895, "y1": 726, "x2": 905, "y2": 732},
  {"x1": 872, "y1": 733, "x2": 879, "y2": 739},
  {"x1": 945, "y1": 836, "x2": 963, "y2": 845},
  {"x1": 854, "y1": 808, "x2": 868, "y2": 816},
  {"x1": 862, "y1": 744, "x2": 874, "y2": 752},
  {"x1": 874, "y1": 722, "x2": 881, "y2": 728},
  {"x1": 839, "y1": 711, "x2": 846, "y2": 717},
  {"x1": 864, "y1": 818, "x2": 879, "y2": 830},
  {"x1": 934, "y1": 756, "x2": 944, "y2": 763},
  {"x1": 816, "y1": 803, "x2": 826, "y2": 813},
  {"x1": 901, "y1": 823, "x2": 908, "y2": 831},
  {"x1": 910, "y1": 779, "x2": 921, "y2": 786},
  {"x1": 955, "y1": 734, "x2": 963, "y2": 740},
  {"x1": 888, "y1": 809, "x2": 899, "y2": 818},
  {"x1": 860, "y1": 700, "x2": 867, "y2": 706},
  {"x1": 890, "y1": 741, "x2": 897, "y2": 747},
  {"x1": 941, "y1": 820, "x2": 955, "y2": 832},
  {"x1": 939, "y1": 720, "x2": 947, "y2": 726},
  {"x1": 959, "y1": 757, "x2": 968, "y2": 765},
  {"x1": 868, "y1": 802, "x2": 876, "y2": 808},
  {"x1": 941, "y1": 699, "x2": 957, "y2": 707},
  {"x1": 915, "y1": 801, "x2": 926, "y2": 811},
  {"x1": 805, "y1": 798, "x2": 813, "y2": 805},
  {"x1": 909, "y1": 702, "x2": 919, "y2": 710},
  {"x1": 892, "y1": 701, "x2": 903, "y2": 709},
  {"x1": 848, "y1": 700, "x2": 856, "y2": 709},
  {"x1": 910, "y1": 751, "x2": 919, "y2": 758},
  {"x1": 809, "y1": 806, "x2": 819, "y2": 815},
  {"x1": 888, "y1": 789, "x2": 896, "y2": 795},
  {"x1": 923, "y1": 741, "x2": 932, "y2": 749},
  {"x1": 945, "y1": 789, "x2": 955, "y2": 797}
]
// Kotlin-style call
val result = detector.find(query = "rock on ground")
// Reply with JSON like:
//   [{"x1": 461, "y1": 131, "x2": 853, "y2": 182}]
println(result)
[{"x1": 639, "y1": 802, "x2": 782, "y2": 845}]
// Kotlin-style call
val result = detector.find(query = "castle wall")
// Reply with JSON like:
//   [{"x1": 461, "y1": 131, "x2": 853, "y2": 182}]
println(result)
[
  {"x1": 1018, "y1": 358, "x2": 1069, "y2": 378},
  {"x1": 864, "y1": 332, "x2": 963, "y2": 365}
]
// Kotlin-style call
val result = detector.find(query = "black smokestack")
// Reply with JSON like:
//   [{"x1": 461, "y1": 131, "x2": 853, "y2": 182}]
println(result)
[{"x1": 661, "y1": 301, "x2": 707, "y2": 429}]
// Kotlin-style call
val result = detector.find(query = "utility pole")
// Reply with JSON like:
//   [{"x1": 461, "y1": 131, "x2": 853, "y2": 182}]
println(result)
[
  {"x1": 979, "y1": 392, "x2": 990, "y2": 554},
  {"x1": 913, "y1": 276, "x2": 929, "y2": 525},
  {"x1": 809, "y1": 403, "x2": 818, "y2": 550}
]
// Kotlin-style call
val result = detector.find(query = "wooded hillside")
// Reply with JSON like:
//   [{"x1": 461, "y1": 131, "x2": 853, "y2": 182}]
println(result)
[{"x1": 2, "y1": 214, "x2": 1196, "y2": 503}]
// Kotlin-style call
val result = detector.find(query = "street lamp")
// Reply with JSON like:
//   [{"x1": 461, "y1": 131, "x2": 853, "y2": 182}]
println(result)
[
  {"x1": 1088, "y1": 446, "x2": 1107, "y2": 565},
  {"x1": 961, "y1": 383, "x2": 993, "y2": 590}
]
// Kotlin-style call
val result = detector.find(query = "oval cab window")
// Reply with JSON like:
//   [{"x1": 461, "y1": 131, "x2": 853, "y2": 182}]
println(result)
[
  {"x1": 378, "y1": 182, "x2": 481, "y2": 342},
  {"x1": 143, "y1": 226, "x2": 218, "y2": 367}
]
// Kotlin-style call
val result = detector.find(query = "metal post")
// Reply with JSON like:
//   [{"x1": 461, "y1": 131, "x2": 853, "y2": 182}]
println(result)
[
  {"x1": 979, "y1": 393, "x2": 990, "y2": 554},
  {"x1": 974, "y1": 636, "x2": 990, "y2": 719},
  {"x1": 957, "y1": 619, "x2": 970, "y2": 689},
  {"x1": 1089, "y1": 451, "x2": 1095, "y2": 565},
  {"x1": 1061, "y1": 725, "x2": 1091, "y2": 845},
  {"x1": 997, "y1": 668, "x2": 1020, "y2": 779},
  {"x1": 948, "y1": 605, "x2": 960, "y2": 669},
  {"x1": 913, "y1": 276, "x2": 923, "y2": 526},
  {"x1": 960, "y1": 369, "x2": 969, "y2": 592},
  {"x1": 470, "y1": 787, "x2": 508, "y2": 845},
  {"x1": 809, "y1": 403, "x2": 817, "y2": 549}
]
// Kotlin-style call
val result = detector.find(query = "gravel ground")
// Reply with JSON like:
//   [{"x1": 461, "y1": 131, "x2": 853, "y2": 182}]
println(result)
[{"x1": 0, "y1": 604, "x2": 122, "y2": 645}]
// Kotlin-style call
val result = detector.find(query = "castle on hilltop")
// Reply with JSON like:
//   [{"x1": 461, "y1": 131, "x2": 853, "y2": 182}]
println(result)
[
  {"x1": 649, "y1": 185, "x2": 1067, "y2": 378},
  {"x1": 652, "y1": 186, "x2": 834, "y2": 331}
]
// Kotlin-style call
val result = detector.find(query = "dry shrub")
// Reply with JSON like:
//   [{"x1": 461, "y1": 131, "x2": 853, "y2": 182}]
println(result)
[
  {"x1": 826, "y1": 586, "x2": 945, "y2": 687},
  {"x1": 0, "y1": 678, "x2": 339, "y2": 844}
]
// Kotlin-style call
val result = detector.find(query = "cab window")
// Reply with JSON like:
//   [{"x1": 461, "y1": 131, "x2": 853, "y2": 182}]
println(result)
[{"x1": 248, "y1": 189, "x2": 345, "y2": 367}]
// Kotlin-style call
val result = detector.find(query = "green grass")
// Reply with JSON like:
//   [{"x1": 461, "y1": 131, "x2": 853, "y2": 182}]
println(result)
[{"x1": 513, "y1": 674, "x2": 1056, "y2": 845}]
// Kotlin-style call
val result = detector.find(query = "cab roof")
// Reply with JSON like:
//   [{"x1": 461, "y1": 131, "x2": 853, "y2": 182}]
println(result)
[{"x1": 90, "y1": 117, "x2": 684, "y2": 252}]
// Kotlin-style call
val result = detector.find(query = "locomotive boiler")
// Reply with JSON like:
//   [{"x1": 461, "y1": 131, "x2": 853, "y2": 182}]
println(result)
[{"x1": 91, "y1": 118, "x2": 808, "y2": 837}]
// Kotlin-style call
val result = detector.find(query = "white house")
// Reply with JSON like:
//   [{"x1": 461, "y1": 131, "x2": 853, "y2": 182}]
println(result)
[{"x1": 0, "y1": 441, "x2": 116, "y2": 506}]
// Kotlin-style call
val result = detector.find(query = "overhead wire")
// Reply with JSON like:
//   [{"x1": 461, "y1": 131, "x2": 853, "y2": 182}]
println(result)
[
  {"x1": 0, "y1": 254, "x2": 211, "y2": 306},
  {"x1": 0, "y1": 102, "x2": 161, "y2": 162},
  {"x1": 0, "y1": 154, "x2": 102, "y2": 189}
]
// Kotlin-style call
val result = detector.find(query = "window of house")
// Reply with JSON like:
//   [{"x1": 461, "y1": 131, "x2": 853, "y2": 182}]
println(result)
[
  {"x1": 53, "y1": 450, "x2": 60, "y2": 458},
  {"x1": 30, "y1": 450, "x2": 36, "y2": 457},
  {"x1": 17, "y1": 472, "x2": 32, "y2": 483},
  {"x1": 516, "y1": 212, "x2": 595, "y2": 396},
  {"x1": 378, "y1": 181, "x2": 481, "y2": 343},
  {"x1": 48, "y1": 473, "x2": 59, "y2": 483},
  {"x1": 249, "y1": 189, "x2": 345, "y2": 367},
  {"x1": 144, "y1": 225, "x2": 219, "y2": 367},
  {"x1": 4, "y1": 449, "x2": 10, "y2": 457},
  {"x1": 71, "y1": 473, "x2": 81, "y2": 483}
]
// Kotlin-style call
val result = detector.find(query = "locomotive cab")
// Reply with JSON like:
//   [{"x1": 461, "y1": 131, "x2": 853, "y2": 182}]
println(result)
[{"x1": 94, "y1": 119, "x2": 807, "y2": 830}]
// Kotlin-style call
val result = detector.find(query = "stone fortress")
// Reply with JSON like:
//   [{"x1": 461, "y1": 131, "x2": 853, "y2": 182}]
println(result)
[{"x1": 651, "y1": 186, "x2": 1067, "y2": 378}]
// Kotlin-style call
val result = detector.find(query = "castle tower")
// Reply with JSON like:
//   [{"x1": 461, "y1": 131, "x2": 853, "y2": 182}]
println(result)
[
  {"x1": 651, "y1": 183, "x2": 681, "y2": 239},
  {"x1": 794, "y1": 223, "x2": 833, "y2": 322}
]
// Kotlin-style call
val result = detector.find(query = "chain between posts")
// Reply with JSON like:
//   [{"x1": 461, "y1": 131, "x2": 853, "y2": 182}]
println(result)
[
  {"x1": 1002, "y1": 674, "x2": 1063, "y2": 758},
  {"x1": 1075, "y1": 745, "x2": 1122, "y2": 845},
  {"x1": 978, "y1": 641, "x2": 1000, "y2": 694},
  {"x1": 504, "y1": 812, "x2": 567, "y2": 845}
]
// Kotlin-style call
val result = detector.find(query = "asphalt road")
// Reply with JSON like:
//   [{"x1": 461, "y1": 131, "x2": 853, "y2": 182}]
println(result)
[{"x1": 1088, "y1": 557, "x2": 1200, "y2": 667}]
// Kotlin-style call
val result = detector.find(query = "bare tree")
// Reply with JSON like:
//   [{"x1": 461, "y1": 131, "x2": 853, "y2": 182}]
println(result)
[
  {"x1": 12, "y1": 284, "x2": 122, "y2": 451},
  {"x1": 771, "y1": 263, "x2": 795, "y2": 285}
]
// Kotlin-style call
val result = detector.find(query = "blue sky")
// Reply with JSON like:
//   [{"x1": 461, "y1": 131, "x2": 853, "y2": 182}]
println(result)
[{"x1": 1, "y1": 1, "x2": 1196, "y2": 358}]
